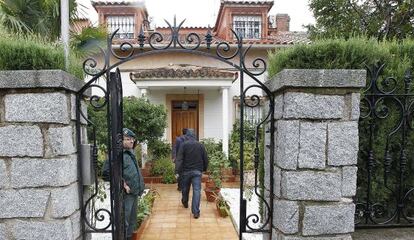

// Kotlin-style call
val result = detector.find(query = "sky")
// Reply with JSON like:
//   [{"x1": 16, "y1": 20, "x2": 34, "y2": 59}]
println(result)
[{"x1": 77, "y1": 0, "x2": 315, "y2": 32}]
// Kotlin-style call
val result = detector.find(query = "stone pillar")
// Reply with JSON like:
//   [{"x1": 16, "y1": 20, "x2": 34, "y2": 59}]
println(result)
[
  {"x1": 264, "y1": 69, "x2": 366, "y2": 240},
  {"x1": 0, "y1": 70, "x2": 86, "y2": 240},
  {"x1": 221, "y1": 86, "x2": 229, "y2": 156}
]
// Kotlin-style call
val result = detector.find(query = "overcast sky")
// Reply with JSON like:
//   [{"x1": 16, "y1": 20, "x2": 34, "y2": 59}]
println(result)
[{"x1": 77, "y1": 0, "x2": 315, "y2": 31}]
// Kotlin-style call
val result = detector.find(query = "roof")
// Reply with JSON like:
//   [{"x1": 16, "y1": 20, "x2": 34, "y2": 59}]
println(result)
[
  {"x1": 267, "y1": 32, "x2": 311, "y2": 45},
  {"x1": 130, "y1": 64, "x2": 237, "y2": 80},
  {"x1": 210, "y1": 31, "x2": 310, "y2": 45},
  {"x1": 221, "y1": 0, "x2": 274, "y2": 5},
  {"x1": 91, "y1": 0, "x2": 145, "y2": 6},
  {"x1": 111, "y1": 30, "x2": 310, "y2": 48}
]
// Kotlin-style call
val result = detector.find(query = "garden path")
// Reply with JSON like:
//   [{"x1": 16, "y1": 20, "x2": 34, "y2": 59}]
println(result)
[{"x1": 140, "y1": 183, "x2": 239, "y2": 240}]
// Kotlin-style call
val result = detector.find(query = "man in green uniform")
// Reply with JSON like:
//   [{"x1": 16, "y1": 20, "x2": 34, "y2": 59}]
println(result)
[{"x1": 122, "y1": 128, "x2": 145, "y2": 240}]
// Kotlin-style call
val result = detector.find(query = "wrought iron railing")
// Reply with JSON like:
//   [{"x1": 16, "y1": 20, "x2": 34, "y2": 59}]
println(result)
[{"x1": 355, "y1": 62, "x2": 414, "y2": 228}]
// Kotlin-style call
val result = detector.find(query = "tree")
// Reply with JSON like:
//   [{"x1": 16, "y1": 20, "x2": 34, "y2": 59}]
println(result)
[
  {"x1": 123, "y1": 97, "x2": 167, "y2": 144},
  {"x1": 87, "y1": 97, "x2": 167, "y2": 146},
  {"x1": 307, "y1": 0, "x2": 414, "y2": 41},
  {"x1": 0, "y1": 0, "x2": 77, "y2": 39}
]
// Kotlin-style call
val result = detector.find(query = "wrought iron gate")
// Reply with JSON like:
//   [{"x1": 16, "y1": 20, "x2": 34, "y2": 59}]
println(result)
[
  {"x1": 355, "y1": 63, "x2": 414, "y2": 228},
  {"x1": 76, "y1": 17, "x2": 275, "y2": 240},
  {"x1": 76, "y1": 68, "x2": 125, "y2": 239}
]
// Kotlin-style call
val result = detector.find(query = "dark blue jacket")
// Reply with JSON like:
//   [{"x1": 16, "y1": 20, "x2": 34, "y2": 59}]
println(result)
[
  {"x1": 175, "y1": 133, "x2": 208, "y2": 174},
  {"x1": 172, "y1": 135, "x2": 186, "y2": 160}
]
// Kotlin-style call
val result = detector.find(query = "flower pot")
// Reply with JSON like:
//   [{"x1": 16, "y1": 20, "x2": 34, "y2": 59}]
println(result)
[
  {"x1": 205, "y1": 180, "x2": 216, "y2": 189},
  {"x1": 221, "y1": 168, "x2": 233, "y2": 176},
  {"x1": 223, "y1": 175, "x2": 236, "y2": 182},
  {"x1": 204, "y1": 188, "x2": 220, "y2": 202}
]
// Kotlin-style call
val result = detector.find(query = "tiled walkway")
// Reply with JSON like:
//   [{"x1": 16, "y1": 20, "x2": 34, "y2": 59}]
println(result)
[{"x1": 140, "y1": 184, "x2": 239, "y2": 240}]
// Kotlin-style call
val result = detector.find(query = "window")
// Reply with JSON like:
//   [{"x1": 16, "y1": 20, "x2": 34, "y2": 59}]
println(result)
[
  {"x1": 233, "y1": 15, "x2": 262, "y2": 39},
  {"x1": 106, "y1": 16, "x2": 135, "y2": 39},
  {"x1": 234, "y1": 99, "x2": 264, "y2": 125}
]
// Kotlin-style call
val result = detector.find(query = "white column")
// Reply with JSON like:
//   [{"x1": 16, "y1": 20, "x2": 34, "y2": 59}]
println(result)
[{"x1": 221, "y1": 87, "x2": 229, "y2": 157}]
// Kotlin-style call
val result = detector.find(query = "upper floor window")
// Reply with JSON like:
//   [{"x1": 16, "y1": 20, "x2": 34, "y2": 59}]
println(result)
[
  {"x1": 106, "y1": 15, "x2": 135, "y2": 39},
  {"x1": 233, "y1": 15, "x2": 261, "y2": 39}
]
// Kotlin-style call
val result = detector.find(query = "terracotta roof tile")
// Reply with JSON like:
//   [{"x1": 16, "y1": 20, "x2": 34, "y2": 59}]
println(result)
[
  {"x1": 91, "y1": 0, "x2": 144, "y2": 6},
  {"x1": 130, "y1": 64, "x2": 237, "y2": 80},
  {"x1": 221, "y1": 0, "x2": 274, "y2": 4}
]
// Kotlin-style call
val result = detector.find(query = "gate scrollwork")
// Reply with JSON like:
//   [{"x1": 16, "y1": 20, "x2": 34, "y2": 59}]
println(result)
[{"x1": 76, "y1": 17, "x2": 275, "y2": 240}]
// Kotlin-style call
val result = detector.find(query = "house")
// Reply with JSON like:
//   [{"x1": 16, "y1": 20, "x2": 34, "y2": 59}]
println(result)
[{"x1": 89, "y1": 0, "x2": 309, "y2": 156}]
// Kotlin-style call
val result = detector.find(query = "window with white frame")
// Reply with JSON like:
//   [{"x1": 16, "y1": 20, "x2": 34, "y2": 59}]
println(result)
[
  {"x1": 233, "y1": 15, "x2": 262, "y2": 39},
  {"x1": 234, "y1": 98, "x2": 264, "y2": 125},
  {"x1": 106, "y1": 15, "x2": 135, "y2": 39}
]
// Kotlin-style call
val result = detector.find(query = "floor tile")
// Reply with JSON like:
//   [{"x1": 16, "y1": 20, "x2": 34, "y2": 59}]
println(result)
[{"x1": 141, "y1": 184, "x2": 238, "y2": 239}]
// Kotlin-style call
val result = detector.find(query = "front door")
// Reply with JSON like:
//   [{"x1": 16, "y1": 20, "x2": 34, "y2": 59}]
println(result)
[{"x1": 172, "y1": 100, "x2": 198, "y2": 142}]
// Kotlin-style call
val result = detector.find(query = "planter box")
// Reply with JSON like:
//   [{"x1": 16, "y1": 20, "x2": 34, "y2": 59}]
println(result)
[
  {"x1": 144, "y1": 176, "x2": 162, "y2": 184},
  {"x1": 216, "y1": 202, "x2": 230, "y2": 218},
  {"x1": 131, "y1": 216, "x2": 150, "y2": 240}
]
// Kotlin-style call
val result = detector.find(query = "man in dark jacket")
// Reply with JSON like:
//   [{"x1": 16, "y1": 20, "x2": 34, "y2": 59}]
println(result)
[
  {"x1": 175, "y1": 129, "x2": 208, "y2": 219},
  {"x1": 172, "y1": 128, "x2": 187, "y2": 191},
  {"x1": 122, "y1": 128, "x2": 145, "y2": 240}
]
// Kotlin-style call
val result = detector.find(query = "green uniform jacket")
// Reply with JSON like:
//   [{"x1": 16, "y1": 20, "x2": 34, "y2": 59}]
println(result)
[{"x1": 123, "y1": 150, "x2": 145, "y2": 196}]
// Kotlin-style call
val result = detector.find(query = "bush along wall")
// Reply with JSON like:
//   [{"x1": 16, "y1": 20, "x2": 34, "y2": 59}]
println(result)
[
  {"x1": 268, "y1": 38, "x2": 414, "y2": 81},
  {"x1": 0, "y1": 33, "x2": 83, "y2": 78},
  {"x1": 268, "y1": 37, "x2": 414, "y2": 224}
]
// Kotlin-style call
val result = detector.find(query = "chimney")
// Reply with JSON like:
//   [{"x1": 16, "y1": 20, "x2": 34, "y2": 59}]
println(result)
[{"x1": 276, "y1": 14, "x2": 290, "y2": 32}]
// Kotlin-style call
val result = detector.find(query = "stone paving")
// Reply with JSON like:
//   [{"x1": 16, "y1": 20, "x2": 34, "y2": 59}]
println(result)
[{"x1": 140, "y1": 183, "x2": 239, "y2": 240}]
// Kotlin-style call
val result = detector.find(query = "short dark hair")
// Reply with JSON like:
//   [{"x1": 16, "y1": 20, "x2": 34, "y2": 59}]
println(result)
[{"x1": 182, "y1": 128, "x2": 188, "y2": 135}]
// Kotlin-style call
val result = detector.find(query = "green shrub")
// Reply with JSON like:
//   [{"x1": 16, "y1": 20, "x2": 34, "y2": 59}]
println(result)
[
  {"x1": 123, "y1": 97, "x2": 167, "y2": 144},
  {"x1": 267, "y1": 37, "x2": 414, "y2": 79},
  {"x1": 147, "y1": 139, "x2": 171, "y2": 160},
  {"x1": 200, "y1": 138, "x2": 230, "y2": 188},
  {"x1": 87, "y1": 97, "x2": 167, "y2": 148},
  {"x1": 229, "y1": 120, "x2": 260, "y2": 171},
  {"x1": 0, "y1": 33, "x2": 83, "y2": 78},
  {"x1": 149, "y1": 157, "x2": 176, "y2": 184}
]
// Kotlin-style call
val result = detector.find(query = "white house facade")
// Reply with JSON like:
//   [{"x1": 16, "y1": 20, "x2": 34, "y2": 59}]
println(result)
[{"x1": 86, "y1": 0, "x2": 309, "y2": 156}]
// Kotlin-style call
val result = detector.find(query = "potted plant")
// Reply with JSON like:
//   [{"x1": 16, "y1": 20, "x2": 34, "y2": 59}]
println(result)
[{"x1": 204, "y1": 151, "x2": 223, "y2": 202}]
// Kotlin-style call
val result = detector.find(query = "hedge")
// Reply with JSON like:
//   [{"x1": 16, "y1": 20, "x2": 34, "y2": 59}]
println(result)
[
  {"x1": 0, "y1": 33, "x2": 83, "y2": 78},
  {"x1": 268, "y1": 38, "x2": 414, "y2": 82}
]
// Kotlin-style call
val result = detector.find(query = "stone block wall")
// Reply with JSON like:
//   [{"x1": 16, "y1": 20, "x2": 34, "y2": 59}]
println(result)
[
  {"x1": 264, "y1": 69, "x2": 366, "y2": 240},
  {"x1": 0, "y1": 70, "x2": 85, "y2": 240}
]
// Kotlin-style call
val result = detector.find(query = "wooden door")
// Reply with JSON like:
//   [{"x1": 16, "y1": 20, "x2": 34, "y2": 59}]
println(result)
[{"x1": 172, "y1": 101, "x2": 198, "y2": 142}]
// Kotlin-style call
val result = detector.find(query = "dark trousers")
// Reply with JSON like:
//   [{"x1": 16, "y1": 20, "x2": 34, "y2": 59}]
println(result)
[
  {"x1": 124, "y1": 193, "x2": 138, "y2": 238},
  {"x1": 181, "y1": 170, "x2": 202, "y2": 215},
  {"x1": 177, "y1": 174, "x2": 182, "y2": 189}
]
